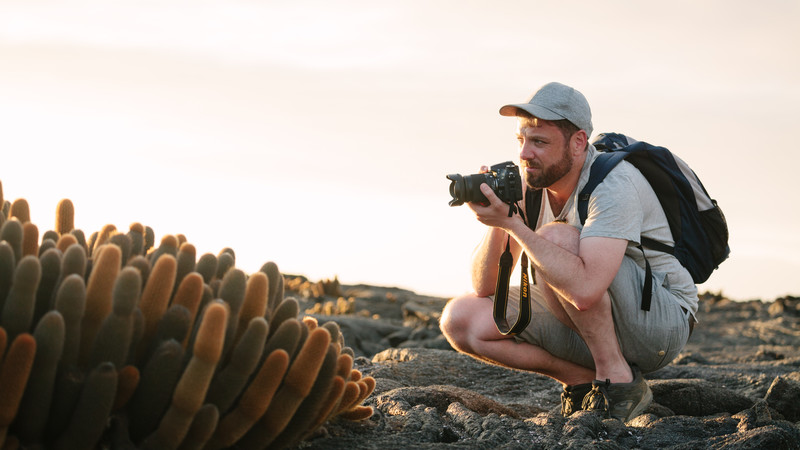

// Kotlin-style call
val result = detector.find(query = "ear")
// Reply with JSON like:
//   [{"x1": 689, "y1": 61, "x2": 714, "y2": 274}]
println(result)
[{"x1": 571, "y1": 130, "x2": 587, "y2": 154}]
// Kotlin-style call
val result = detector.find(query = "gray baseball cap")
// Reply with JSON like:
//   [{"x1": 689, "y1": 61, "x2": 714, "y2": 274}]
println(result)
[{"x1": 499, "y1": 82, "x2": 593, "y2": 137}]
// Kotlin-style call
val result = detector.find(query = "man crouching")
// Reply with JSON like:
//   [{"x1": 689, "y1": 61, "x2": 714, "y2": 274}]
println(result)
[{"x1": 440, "y1": 82, "x2": 697, "y2": 421}]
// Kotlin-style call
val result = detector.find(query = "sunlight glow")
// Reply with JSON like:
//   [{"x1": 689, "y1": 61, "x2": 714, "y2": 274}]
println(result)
[{"x1": 1, "y1": 0, "x2": 798, "y2": 300}]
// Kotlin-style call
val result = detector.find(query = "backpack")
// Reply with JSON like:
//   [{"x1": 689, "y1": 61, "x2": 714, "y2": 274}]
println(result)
[{"x1": 525, "y1": 132, "x2": 730, "y2": 311}]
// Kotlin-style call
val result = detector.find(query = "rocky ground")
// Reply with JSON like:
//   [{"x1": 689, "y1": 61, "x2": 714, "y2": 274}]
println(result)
[{"x1": 288, "y1": 281, "x2": 800, "y2": 449}]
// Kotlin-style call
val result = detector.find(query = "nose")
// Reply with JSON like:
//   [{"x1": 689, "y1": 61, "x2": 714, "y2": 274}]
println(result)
[{"x1": 519, "y1": 141, "x2": 535, "y2": 160}]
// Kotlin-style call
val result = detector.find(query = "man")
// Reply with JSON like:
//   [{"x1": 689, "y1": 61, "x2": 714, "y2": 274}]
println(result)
[{"x1": 440, "y1": 82, "x2": 697, "y2": 421}]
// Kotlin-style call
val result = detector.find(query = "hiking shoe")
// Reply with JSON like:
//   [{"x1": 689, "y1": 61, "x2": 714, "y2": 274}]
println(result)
[
  {"x1": 560, "y1": 383, "x2": 593, "y2": 417},
  {"x1": 581, "y1": 365, "x2": 652, "y2": 422}
]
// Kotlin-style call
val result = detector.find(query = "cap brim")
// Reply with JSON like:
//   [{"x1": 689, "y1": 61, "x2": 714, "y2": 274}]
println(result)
[{"x1": 499, "y1": 103, "x2": 566, "y2": 121}]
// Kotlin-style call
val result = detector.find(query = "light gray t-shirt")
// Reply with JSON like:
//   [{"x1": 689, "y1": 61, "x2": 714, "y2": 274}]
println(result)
[{"x1": 533, "y1": 144, "x2": 698, "y2": 315}]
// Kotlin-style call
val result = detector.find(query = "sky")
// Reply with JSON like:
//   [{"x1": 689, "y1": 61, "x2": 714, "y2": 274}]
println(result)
[{"x1": 0, "y1": 0, "x2": 798, "y2": 301}]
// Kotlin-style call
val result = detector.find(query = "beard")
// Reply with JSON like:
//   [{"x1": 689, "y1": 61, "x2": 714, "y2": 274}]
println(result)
[{"x1": 523, "y1": 145, "x2": 574, "y2": 189}]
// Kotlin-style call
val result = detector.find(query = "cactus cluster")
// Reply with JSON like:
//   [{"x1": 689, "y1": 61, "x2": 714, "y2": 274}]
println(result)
[
  {"x1": 0, "y1": 180, "x2": 375, "y2": 450},
  {"x1": 285, "y1": 276, "x2": 343, "y2": 299},
  {"x1": 304, "y1": 297, "x2": 359, "y2": 317}
]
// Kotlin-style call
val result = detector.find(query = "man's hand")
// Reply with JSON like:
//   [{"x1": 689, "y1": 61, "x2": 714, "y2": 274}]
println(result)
[{"x1": 467, "y1": 184, "x2": 523, "y2": 230}]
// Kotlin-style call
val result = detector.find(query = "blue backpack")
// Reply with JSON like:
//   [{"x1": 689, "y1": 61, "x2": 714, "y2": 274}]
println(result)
[{"x1": 526, "y1": 132, "x2": 730, "y2": 311}]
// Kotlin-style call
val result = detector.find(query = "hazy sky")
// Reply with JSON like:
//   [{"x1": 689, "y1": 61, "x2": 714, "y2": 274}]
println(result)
[{"x1": 1, "y1": 0, "x2": 798, "y2": 301}]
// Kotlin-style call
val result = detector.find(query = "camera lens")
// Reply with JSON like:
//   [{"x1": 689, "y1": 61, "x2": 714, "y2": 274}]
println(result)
[
  {"x1": 446, "y1": 174, "x2": 466, "y2": 206},
  {"x1": 466, "y1": 174, "x2": 490, "y2": 205},
  {"x1": 446, "y1": 162, "x2": 521, "y2": 207},
  {"x1": 446, "y1": 173, "x2": 491, "y2": 206}
]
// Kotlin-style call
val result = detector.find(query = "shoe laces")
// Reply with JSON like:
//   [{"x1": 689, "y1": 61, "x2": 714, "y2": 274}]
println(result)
[
  {"x1": 581, "y1": 379, "x2": 611, "y2": 415},
  {"x1": 560, "y1": 387, "x2": 576, "y2": 416}
]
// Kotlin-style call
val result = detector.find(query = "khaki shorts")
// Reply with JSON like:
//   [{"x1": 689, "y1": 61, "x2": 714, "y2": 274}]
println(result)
[{"x1": 499, "y1": 256, "x2": 691, "y2": 373}]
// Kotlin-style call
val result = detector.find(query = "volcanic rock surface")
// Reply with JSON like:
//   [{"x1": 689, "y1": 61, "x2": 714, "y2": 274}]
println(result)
[{"x1": 293, "y1": 286, "x2": 800, "y2": 449}]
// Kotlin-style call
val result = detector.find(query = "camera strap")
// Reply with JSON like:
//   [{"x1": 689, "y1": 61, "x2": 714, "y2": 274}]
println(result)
[{"x1": 492, "y1": 203, "x2": 532, "y2": 336}]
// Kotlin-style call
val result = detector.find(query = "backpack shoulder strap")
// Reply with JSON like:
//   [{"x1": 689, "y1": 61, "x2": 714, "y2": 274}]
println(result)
[
  {"x1": 576, "y1": 149, "x2": 657, "y2": 312},
  {"x1": 577, "y1": 151, "x2": 628, "y2": 224}
]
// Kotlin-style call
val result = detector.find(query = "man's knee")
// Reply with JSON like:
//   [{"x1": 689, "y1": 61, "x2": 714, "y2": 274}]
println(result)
[
  {"x1": 440, "y1": 295, "x2": 470, "y2": 340},
  {"x1": 440, "y1": 294, "x2": 487, "y2": 350},
  {"x1": 537, "y1": 221, "x2": 580, "y2": 253}
]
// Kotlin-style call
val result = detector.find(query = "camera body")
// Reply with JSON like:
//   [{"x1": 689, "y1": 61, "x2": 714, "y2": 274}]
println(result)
[{"x1": 447, "y1": 161, "x2": 524, "y2": 207}]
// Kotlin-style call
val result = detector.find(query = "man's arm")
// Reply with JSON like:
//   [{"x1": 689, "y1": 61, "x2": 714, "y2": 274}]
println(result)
[
  {"x1": 507, "y1": 223, "x2": 626, "y2": 310},
  {"x1": 469, "y1": 227, "x2": 522, "y2": 297},
  {"x1": 472, "y1": 184, "x2": 626, "y2": 311}
]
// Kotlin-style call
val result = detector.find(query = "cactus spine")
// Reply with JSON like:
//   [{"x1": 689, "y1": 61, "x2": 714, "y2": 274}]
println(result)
[
  {"x1": 236, "y1": 272, "x2": 268, "y2": 345},
  {"x1": 174, "y1": 243, "x2": 196, "y2": 297},
  {"x1": 204, "y1": 317, "x2": 268, "y2": 414},
  {"x1": 79, "y1": 244, "x2": 121, "y2": 366},
  {"x1": 0, "y1": 333, "x2": 36, "y2": 449},
  {"x1": 21, "y1": 222, "x2": 38, "y2": 257},
  {"x1": 34, "y1": 248, "x2": 61, "y2": 328},
  {"x1": 0, "y1": 219, "x2": 23, "y2": 265},
  {"x1": 54, "y1": 274, "x2": 87, "y2": 366},
  {"x1": 9, "y1": 198, "x2": 30, "y2": 224},
  {"x1": 239, "y1": 327, "x2": 332, "y2": 448},
  {"x1": 55, "y1": 199, "x2": 75, "y2": 235},
  {"x1": 88, "y1": 267, "x2": 140, "y2": 368},
  {"x1": 113, "y1": 365, "x2": 140, "y2": 411},
  {"x1": 204, "y1": 349, "x2": 290, "y2": 450},
  {"x1": 1, "y1": 255, "x2": 41, "y2": 342},
  {"x1": 141, "y1": 302, "x2": 228, "y2": 449},
  {"x1": 177, "y1": 403, "x2": 219, "y2": 450},
  {"x1": 127, "y1": 339, "x2": 185, "y2": 443},
  {"x1": 217, "y1": 268, "x2": 246, "y2": 360},
  {"x1": 13, "y1": 311, "x2": 65, "y2": 444},
  {"x1": 53, "y1": 362, "x2": 118, "y2": 450},
  {"x1": 171, "y1": 273, "x2": 204, "y2": 348},
  {"x1": 0, "y1": 242, "x2": 15, "y2": 313},
  {"x1": 194, "y1": 253, "x2": 217, "y2": 285},
  {"x1": 136, "y1": 254, "x2": 177, "y2": 363}
]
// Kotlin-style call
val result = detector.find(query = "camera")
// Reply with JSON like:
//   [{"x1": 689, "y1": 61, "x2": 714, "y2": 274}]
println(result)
[{"x1": 446, "y1": 161, "x2": 524, "y2": 207}]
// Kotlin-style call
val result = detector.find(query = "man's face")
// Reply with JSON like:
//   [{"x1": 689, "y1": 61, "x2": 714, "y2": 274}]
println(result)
[{"x1": 516, "y1": 119, "x2": 573, "y2": 189}]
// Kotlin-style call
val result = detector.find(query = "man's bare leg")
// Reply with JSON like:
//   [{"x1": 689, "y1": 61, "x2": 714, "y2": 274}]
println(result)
[
  {"x1": 535, "y1": 222, "x2": 632, "y2": 383},
  {"x1": 543, "y1": 287, "x2": 633, "y2": 383},
  {"x1": 440, "y1": 294, "x2": 595, "y2": 386},
  {"x1": 443, "y1": 221, "x2": 632, "y2": 384}
]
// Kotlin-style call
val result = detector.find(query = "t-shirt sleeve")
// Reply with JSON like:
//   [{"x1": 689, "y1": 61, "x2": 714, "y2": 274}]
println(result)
[{"x1": 579, "y1": 167, "x2": 642, "y2": 243}]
